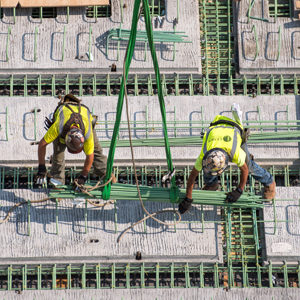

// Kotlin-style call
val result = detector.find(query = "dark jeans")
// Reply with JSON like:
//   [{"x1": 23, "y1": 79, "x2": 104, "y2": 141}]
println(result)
[
  {"x1": 204, "y1": 144, "x2": 273, "y2": 187},
  {"x1": 50, "y1": 129, "x2": 107, "y2": 184}
]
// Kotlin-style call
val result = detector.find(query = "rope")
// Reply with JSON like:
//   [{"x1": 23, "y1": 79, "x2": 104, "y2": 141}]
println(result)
[
  {"x1": 73, "y1": 174, "x2": 114, "y2": 197},
  {"x1": 0, "y1": 191, "x2": 114, "y2": 224},
  {"x1": 117, "y1": 2, "x2": 181, "y2": 243},
  {"x1": 0, "y1": 197, "x2": 51, "y2": 224}
]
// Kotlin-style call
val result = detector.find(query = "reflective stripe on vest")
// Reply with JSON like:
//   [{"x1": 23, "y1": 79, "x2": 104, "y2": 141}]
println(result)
[
  {"x1": 203, "y1": 125, "x2": 240, "y2": 160},
  {"x1": 58, "y1": 106, "x2": 65, "y2": 135}
]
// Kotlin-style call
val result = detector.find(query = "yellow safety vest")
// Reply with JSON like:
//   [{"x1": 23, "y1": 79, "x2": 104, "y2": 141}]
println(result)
[
  {"x1": 44, "y1": 104, "x2": 94, "y2": 155},
  {"x1": 195, "y1": 115, "x2": 246, "y2": 171}
]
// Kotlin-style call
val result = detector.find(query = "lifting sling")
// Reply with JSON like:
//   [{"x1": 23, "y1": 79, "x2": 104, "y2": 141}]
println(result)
[{"x1": 102, "y1": 0, "x2": 178, "y2": 202}]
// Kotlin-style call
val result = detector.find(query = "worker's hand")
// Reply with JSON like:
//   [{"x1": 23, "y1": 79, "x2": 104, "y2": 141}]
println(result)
[
  {"x1": 225, "y1": 187, "x2": 243, "y2": 203},
  {"x1": 36, "y1": 164, "x2": 47, "y2": 185},
  {"x1": 178, "y1": 197, "x2": 193, "y2": 215},
  {"x1": 73, "y1": 174, "x2": 87, "y2": 192}
]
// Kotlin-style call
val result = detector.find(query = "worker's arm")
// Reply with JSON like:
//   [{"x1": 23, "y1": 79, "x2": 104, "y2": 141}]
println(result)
[
  {"x1": 226, "y1": 162, "x2": 248, "y2": 203},
  {"x1": 81, "y1": 153, "x2": 94, "y2": 177},
  {"x1": 179, "y1": 167, "x2": 199, "y2": 214},
  {"x1": 186, "y1": 167, "x2": 199, "y2": 199},
  {"x1": 238, "y1": 162, "x2": 249, "y2": 191},
  {"x1": 36, "y1": 138, "x2": 49, "y2": 184},
  {"x1": 74, "y1": 153, "x2": 94, "y2": 189},
  {"x1": 38, "y1": 138, "x2": 48, "y2": 165}
]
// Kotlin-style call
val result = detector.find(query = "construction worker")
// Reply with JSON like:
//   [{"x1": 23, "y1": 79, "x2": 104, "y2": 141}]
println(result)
[
  {"x1": 36, "y1": 94, "x2": 116, "y2": 187},
  {"x1": 178, "y1": 113, "x2": 276, "y2": 214}
]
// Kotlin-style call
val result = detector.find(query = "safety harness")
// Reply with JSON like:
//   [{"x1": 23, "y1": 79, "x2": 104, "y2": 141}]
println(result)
[
  {"x1": 209, "y1": 119, "x2": 243, "y2": 137},
  {"x1": 44, "y1": 94, "x2": 92, "y2": 138},
  {"x1": 209, "y1": 119, "x2": 250, "y2": 144},
  {"x1": 60, "y1": 103, "x2": 85, "y2": 139}
]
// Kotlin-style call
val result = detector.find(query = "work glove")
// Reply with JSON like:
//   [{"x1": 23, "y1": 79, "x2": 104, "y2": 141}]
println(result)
[
  {"x1": 73, "y1": 174, "x2": 87, "y2": 192},
  {"x1": 178, "y1": 197, "x2": 193, "y2": 215},
  {"x1": 225, "y1": 187, "x2": 243, "y2": 203},
  {"x1": 36, "y1": 164, "x2": 47, "y2": 185}
]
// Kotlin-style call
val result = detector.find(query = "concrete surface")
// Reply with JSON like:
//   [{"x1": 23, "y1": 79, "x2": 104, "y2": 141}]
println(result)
[
  {"x1": 1, "y1": 288, "x2": 300, "y2": 300},
  {"x1": 0, "y1": 0, "x2": 201, "y2": 74},
  {"x1": 0, "y1": 95, "x2": 299, "y2": 166},
  {"x1": 0, "y1": 189, "x2": 222, "y2": 263},
  {"x1": 263, "y1": 187, "x2": 300, "y2": 264}
]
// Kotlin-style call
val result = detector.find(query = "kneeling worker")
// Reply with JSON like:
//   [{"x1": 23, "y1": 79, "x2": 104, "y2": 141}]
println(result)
[
  {"x1": 36, "y1": 94, "x2": 116, "y2": 187},
  {"x1": 179, "y1": 110, "x2": 276, "y2": 214}
]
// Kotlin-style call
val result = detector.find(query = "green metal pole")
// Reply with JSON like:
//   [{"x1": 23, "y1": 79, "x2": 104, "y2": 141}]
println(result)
[
  {"x1": 34, "y1": 27, "x2": 38, "y2": 62},
  {"x1": 6, "y1": 27, "x2": 11, "y2": 62},
  {"x1": 142, "y1": 0, "x2": 176, "y2": 196},
  {"x1": 102, "y1": 0, "x2": 142, "y2": 200},
  {"x1": 62, "y1": 26, "x2": 66, "y2": 61}
]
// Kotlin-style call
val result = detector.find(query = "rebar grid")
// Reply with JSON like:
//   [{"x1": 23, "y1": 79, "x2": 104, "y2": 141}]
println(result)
[
  {"x1": 0, "y1": 73, "x2": 298, "y2": 97},
  {"x1": 0, "y1": 165, "x2": 299, "y2": 190},
  {"x1": 0, "y1": 260, "x2": 299, "y2": 290}
]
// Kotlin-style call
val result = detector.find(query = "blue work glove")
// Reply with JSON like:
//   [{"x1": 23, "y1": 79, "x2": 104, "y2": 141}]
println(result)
[
  {"x1": 36, "y1": 164, "x2": 47, "y2": 185},
  {"x1": 226, "y1": 187, "x2": 243, "y2": 203},
  {"x1": 73, "y1": 174, "x2": 87, "y2": 192},
  {"x1": 178, "y1": 197, "x2": 193, "y2": 215}
]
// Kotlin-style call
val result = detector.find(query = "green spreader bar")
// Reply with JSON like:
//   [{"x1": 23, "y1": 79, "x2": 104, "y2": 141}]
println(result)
[{"x1": 49, "y1": 183, "x2": 264, "y2": 209}]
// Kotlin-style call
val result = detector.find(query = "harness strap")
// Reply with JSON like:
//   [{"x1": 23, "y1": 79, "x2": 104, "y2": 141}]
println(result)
[
  {"x1": 209, "y1": 120, "x2": 243, "y2": 137},
  {"x1": 60, "y1": 103, "x2": 86, "y2": 140}
]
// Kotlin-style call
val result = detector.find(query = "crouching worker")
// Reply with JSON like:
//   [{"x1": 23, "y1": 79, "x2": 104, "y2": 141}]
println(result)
[
  {"x1": 36, "y1": 94, "x2": 116, "y2": 188},
  {"x1": 178, "y1": 114, "x2": 276, "y2": 214}
]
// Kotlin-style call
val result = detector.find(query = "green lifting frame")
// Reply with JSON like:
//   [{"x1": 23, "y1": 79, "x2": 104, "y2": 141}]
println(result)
[{"x1": 102, "y1": 0, "x2": 176, "y2": 201}]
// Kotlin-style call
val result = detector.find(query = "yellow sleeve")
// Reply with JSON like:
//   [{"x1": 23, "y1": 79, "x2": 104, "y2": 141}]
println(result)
[
  {"x1": 194, "y1": 132, "x2": 206, "y2": 171},
  {"x1": 232, "y1": 147, "x2": 246, "y2": 167},
  {"x1": 43, "y1": 121, "x2": 59, "y2": 144},
  {"x1": 83, "y1": 129, "x2": 94, "y2": 155}
]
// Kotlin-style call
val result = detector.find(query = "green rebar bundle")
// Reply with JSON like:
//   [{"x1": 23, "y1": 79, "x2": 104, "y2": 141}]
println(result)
[{"x1": 49, "y1": 183, "x2": 264, "y2": 209}]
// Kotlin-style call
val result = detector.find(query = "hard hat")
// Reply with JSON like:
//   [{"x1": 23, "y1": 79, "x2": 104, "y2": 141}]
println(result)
[
  {"x1": 65, "y1": 127, "x2": 85, "y2": 154},
  {"x1": 202, "y1": 148, "x2": 229, "y2": 176}
]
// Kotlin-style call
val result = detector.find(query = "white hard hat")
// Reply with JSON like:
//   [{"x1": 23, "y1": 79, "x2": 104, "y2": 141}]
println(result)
[
  {"x1": 65, "y1": 126, "x2": 85, "y2": 154},
  {"x1": 202, "y1": 148, "x2": 229, "y2": 176}
]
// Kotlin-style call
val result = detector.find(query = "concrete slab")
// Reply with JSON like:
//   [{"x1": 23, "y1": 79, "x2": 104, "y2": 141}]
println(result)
[
  {"x1": 263, "y1": 187, "x2": 300, "y2": 264},
  {"x1": 235, "y1": 0, "x2": 300, "y2": 75},
  {"x1": 0, "y1": 0, "x2": 201, "y2": 74},
  {"x1": 0, "y1": 95, "x2": 299, "y2": 166},
  {"x1": 1, "y1": 288, "x2": 300, "y2": 300},
  {"x1": 0, "y1": 189, "x2": 223, "y2": 263}
]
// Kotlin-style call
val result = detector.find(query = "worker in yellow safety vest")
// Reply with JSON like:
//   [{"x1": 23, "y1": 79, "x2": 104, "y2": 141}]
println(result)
[
  {"x1": 36, "y1": 94, "x2": 116, "y2": 188},
  {"x1": 178, "y1": 114, "x2": 276, "y2": 214}
]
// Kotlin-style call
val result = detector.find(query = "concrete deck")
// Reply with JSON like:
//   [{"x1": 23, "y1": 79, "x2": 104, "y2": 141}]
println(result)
[
  {"x1": 0, "y1": 189, "x2": 222, "y2": 264},
  {"x1": 0, "y1": 95, "x2": 299, "y2": 166},
  {"x1": 0, "y1": 0, "x2": 201, "y2": 74},
  {"x1": 263, "y1": 187, "x2": 300, "y2": 264},
  {"x1": 1, "y1": 288, "x2": 300, "y2": 300},
  {"x1": 235, "y1": 0, "x2": 300, "y2": 75}
]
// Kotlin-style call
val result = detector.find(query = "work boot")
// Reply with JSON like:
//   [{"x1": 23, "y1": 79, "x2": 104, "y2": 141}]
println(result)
[
  {"x1": 202, "y1": 183, "x2": 219, "y2": 191},
  {"x1": 263, "y1": 181, "x2": 276, "y2": 199}
]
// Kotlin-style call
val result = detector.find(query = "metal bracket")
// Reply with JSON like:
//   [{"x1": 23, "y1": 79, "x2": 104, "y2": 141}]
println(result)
[{"x1": 162, "y1": 168, "x2": 176, "y2": 183}]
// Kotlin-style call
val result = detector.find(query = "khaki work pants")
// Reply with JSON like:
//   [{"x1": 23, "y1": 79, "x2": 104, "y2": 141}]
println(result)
[{"x1": 50, "y1": 129, "x2": 107, "y2": 184}]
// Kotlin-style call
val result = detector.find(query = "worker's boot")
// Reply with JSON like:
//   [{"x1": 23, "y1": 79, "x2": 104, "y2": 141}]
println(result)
[
  {"x1": 263, "y1": 181, "x2": 276, "y2": 199},
  {"x1": 202, "y1": 183, "x2": 219, "y2": 191}
]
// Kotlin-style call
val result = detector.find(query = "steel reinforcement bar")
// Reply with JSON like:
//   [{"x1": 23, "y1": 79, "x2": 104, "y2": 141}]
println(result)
[
  {"x1": 0, "y1": 74, "x2": 298, "y2": 97},
  {"x1": 0, "y1": 165, "x2": 299, "y2": 190},
  {"x1": 0, "y1": 260, "x2": 298, "y2": 290}
]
